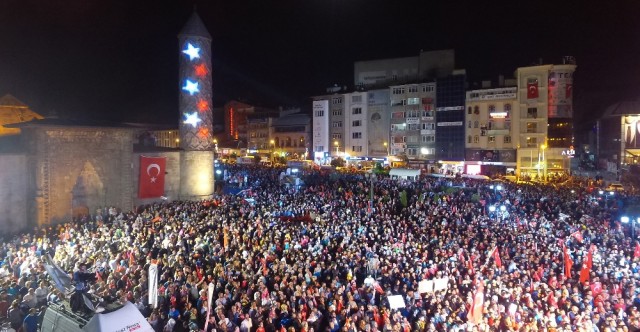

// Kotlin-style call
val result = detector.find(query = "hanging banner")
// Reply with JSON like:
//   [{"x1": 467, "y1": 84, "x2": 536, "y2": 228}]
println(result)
[
  {"x1": 148, "y1": 263, "x2": 158, "y2": 308},
  {"x1": 139, "y1": 156, "x2": 166, "y2": 198}
]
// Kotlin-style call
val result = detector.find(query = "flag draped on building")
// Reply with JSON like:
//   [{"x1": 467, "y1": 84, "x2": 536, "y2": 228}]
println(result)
[
  {"x1": 138, "y1": 156, "x2": 166, "y2": 198},
  {"x1": 527, "y1": 79, "x2": 539, "y2": 99}
]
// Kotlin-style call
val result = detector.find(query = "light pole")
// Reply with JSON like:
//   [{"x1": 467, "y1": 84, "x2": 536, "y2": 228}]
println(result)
[
  {"x1": 213, "y1": 138, "x2": 218, "y2": 193},
  {"x1": 541, "y1": 143, "x2": 547, "y2": 182},
  {"x1": 334, "y1": 140, "x2": 340, "y2": 157},
  {"x1": 270, "y1": 139, "x2": 275, "y2": 163}
]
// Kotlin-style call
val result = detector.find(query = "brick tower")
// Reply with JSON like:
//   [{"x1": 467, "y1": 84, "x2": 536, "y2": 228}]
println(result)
[{"x1": 178, "y1": 11, "x2": 214, "y2": 199}]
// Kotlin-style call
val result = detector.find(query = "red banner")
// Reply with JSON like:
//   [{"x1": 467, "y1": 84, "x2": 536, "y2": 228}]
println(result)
[
  {"x1": 527, "y1": 82, "x2": 539, "y2": 99},
  {"x1": 563, "y1": 244, "x2": 573, "y2": 278},
  {"x1": 138, "y1": 156, "x2": 166, "y2": 198},
  {"x1": 565, "y1": 84, "x2": 573, "y2": 98}
]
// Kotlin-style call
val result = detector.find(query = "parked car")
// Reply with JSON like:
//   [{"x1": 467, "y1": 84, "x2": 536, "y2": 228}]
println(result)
[{"x1": 605, "y1": 182, "x2": 625, "y2": 192}]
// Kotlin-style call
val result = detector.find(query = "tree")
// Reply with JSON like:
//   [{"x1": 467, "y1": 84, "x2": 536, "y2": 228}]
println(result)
[
  {"x1": 400, "y1": 190, "x2": 408, "y2": 207},
  {"x1": 330, "y1": 157, "x2": 346, "y2": 168},
  {"x1": 250, "y1": 153, "x2": 262, "y2": 164}
]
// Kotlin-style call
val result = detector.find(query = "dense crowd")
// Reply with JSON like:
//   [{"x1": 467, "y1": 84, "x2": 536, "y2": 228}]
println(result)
[{"x1": 0, "y1": 165, "x2": 639, "y2": 332}]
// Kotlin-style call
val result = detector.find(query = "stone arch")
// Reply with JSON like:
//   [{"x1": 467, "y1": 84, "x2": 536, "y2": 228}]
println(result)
[{"x1": 71, "y1": 161, "x2": 104, "y2": 219}]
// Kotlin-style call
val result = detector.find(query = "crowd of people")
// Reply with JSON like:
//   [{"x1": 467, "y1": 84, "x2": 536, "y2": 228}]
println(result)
[{"x1": 0, "y1": 164, "x2": 639, "y2": 332}]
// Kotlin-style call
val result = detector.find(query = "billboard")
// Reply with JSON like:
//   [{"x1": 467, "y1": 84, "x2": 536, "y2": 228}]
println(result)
[{"x1": 548, "y1": 69, "x2": 574, "y2": 118}]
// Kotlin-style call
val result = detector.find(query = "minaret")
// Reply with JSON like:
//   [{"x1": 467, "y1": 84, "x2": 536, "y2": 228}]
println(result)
[{"x1": 178, "y1": 11, "x2": 214, "y2": 199}]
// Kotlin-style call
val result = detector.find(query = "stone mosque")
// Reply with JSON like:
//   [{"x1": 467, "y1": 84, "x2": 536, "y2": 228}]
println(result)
[{"x1": 0, "y1": 12, "x2": 215, "y2": 235}]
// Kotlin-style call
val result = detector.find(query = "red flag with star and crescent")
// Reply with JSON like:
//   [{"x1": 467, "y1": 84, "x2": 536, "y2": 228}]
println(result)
[
  {"x1": 139, "y1": 156, "x2": 166, "y2": 198},
  {"x1": 527, "y1": 80, "x2": 539, "y2": 99},
  {"x1": 563, "y1": 244, "x2": 573, "y2": 279}
]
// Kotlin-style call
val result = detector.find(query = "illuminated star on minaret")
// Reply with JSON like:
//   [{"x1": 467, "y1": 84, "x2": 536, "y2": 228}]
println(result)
[
  {"x1": 182, "y1": 43, "x2": 200, "y2": 61},
  {"x1": 182, "y1": 80, "x2": 199, "y2": 95},
  {"x1": 184, "y1": 112, "x2": 202, "y2": 128}
]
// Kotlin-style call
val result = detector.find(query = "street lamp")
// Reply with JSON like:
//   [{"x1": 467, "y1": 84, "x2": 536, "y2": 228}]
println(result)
[
  {"x1": 270, "y1": 139, "x2": 275, "y2": 163},
  {"x1": 334, "y1": 140, "x2": 340, "y2": 156},
  {"x1": 540, "y1": 143, "x2": 547, "y2": 182},
  {"x1": 365, "y1": 172, "x2": 375, "y2": 216}
]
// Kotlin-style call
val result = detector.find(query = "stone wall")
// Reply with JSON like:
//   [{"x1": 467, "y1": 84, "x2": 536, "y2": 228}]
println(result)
[
  {"x1": 28, "y1": 128, "x2": 135, "y2": 226},
  {"x1": 179, "y1": 150, "x2": 214, "y2": 200},
  {"x1": 131, "y1": 151, "x2": 182, "y2": 206},
  {"x1": 0, "y1": 154, "x2": 28, "y2": 235}
]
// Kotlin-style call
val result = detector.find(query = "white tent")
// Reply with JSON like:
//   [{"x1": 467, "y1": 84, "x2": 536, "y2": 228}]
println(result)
[
  {"x1": 389, "y1": 168, "x2": 421, "y2": 180},
  {"x1": 83, "y1": 302, "x2": 153, "y2": 332}
]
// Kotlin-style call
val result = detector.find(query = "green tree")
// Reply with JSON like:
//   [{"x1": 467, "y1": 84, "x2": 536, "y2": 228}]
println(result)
[
  {"x1": 331, "y1": 157, "x2": 346, "y2": 168},
  {"x1": 400, "y1": 190, "x2": 408, "y2": 207}
]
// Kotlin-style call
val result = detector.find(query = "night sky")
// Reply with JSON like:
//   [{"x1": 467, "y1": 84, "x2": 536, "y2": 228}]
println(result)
[{"x1": 1, "y1": 0, "x2": 639, "y2": 131}]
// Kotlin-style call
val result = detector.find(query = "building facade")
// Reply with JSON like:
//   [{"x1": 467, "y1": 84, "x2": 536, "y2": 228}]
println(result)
[
  {"x1": 435, "y1": 72, "x2": 467, "y2": 170},
  {"x1": 389, "y1": 82, "x2": 437, "y2": 164},
  {"x1": 465, "y1": 86, "x2": 518, "y2": 176},
  {"x1": 343, "y1": 91, "x2": 368, "y2": 159},
  {"x1": 515, "y1": 63, "x2": 576, "y2": 179}
]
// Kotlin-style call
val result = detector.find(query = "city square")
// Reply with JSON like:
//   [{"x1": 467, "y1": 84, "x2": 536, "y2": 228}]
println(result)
[{"x1": 0, "y1": 2, "x2": 639, "y2": 332}]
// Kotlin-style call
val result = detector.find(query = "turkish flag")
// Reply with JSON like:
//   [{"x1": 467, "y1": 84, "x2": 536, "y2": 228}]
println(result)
[
  {"x1": 527, "y1": 82, "x2": 539, "y2": 99},
  {"x1": 586, "y1": 245, "x2": 595, "y2": 269},
  {"x1": 492, "y1": 247, "x2": 502, "y2": 268},
  {"x1": 590, "y1": 282, "x2": 603, "y2": 296},
  {"x1": 579, "y1": 262, "x2": 590, "y2": 284},
  {"x1": 571, "y1": 231, "x2": 583, "y2": 243},
  {"x1": 467, "y1": 282, "x2": 484, "y2": 324},
  {"x1": 138, "y1": 156, "x2": 166, "y2": 198},
  {"x1": 563, "y1": 244, "x2": 573, "y2": 278},
  {"x1": 565, "y1": 84, "x2": 573, "y2": 98},
  {"x1": 634, "y1": 242, "x2": 640, "y2": 258}
]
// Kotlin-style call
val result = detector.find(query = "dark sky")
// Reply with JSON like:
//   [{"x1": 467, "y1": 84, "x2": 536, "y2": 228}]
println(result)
[{"x1": 1, "y1": 0, "x2": 639, "y2": 126}]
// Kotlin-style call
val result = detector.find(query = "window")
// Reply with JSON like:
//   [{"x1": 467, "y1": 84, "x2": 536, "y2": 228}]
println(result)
[
  {"x1": 391, "y1": 99, "x2": 407, "y2": 106},
  {"x1": 406, "y1": 136, "x2": 418, "y2": 143},
  {"x1": 392, "y1": 87, "x2": 405, "y2": 95},
  {"x1": 332, "y1": 110, "x2": 342, "y2": 116},
  {"x1": 422, "y1": 135, "x2": 435, "y2": 143},
  {"x1": 408, "y1": 124, "x2": 420, "y2": 131},
  {"x1": 468, "y1": 135, "x2": 472, "y2": 143},
  {"x1": 314, "y1": 110, "x2": 324, "y2": 117},
  {"x1": 422, "y1": 85, "x2": 434, "y2": 92},
  {"x1": 391, "y1": 124, "x2": 406, "y2": 131},
  {"x1": 474, "y1": 106, "x2": 480, "y2": 114},
  {"x1": 393, "y1": 136, "x2": 406, "y2": 143},
  {"x1": 474, "y1": 121, "x2": 479, "y2": 128},
  {"x1": 408, "y1": 86, "x2": 418, "y2": 93},
  {"x1": 351, "y1": 95, "x2": 362, "y2": 103},
  {"x1": 468, "y1": 107, "x2": 472, "y2": 115},
  {"x1": 422, "y1": 123, "x2": 435, "y2": 130},
  {"x1": 526, "y1": 122, "x2": 537, "y2": 133},
  {"x1": 332, "y1": 98, "x2": 342, "y2": 105},
  {"x1": 392, "y1": 74, "x2": 398, "y2": 81},
  {"x1": 332, "y1": 133, "x2": 342, "y2": 140},
  {"x1": 352, "y1": 120, "x2": 362, "y2": 127},
  {"x1": 504, "y1": 104, "x2": 512, "y2": 112},
  {"x1": 526, "y1": 137, "x2": 537, "y2": 147},
  {"x1": 406, "y1": 148, "x2": 417, "y2": 156},
  {"x1": 315, "y1": 146, "x2": 324, "y2": 152},
  {"x1": 468, "y1": 121, "x2": 472, "y2": 128},
  {"x1": 352, "y1": 132, "x2": 362, "y2": 139},
  {"x1": 504, "y1": 136, "x2": 511, "y2": 143},
  {"x1": 352, "y1": 107, "x2": 362, "y2": 115},
  {"x1": 422, "y1": 110, "x2": 434, "y2": 117},
  {"x1": 407, "y1": 97, "x2": 420, "y2": 105},
  {"x1": 488, "y1": 105, "x2": 496, "y2": 113},
  {"x1": 474, "y1": 136, "x2": 479, "y2": 143},
  {"x1": 407, "y1": 110, "x2": 420, "y2": 118},
  {"x1": 332, "y1": 121, "x2": 342, "y2": 128},
  {"x1": 488, "y1": 136, "x2": 496, "y2": 143},
  {"x1": 352, "y1": 146, "x2": 363, "y2": 152},
  {"x1": 527, "y1": 107, "x2": 538, "y2": 118},
  {"x1": 392, "y1": 111, "x2": 405, "y2": 119}
]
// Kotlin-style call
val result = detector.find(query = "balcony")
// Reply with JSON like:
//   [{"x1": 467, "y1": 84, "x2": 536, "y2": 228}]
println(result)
[{"x1": 487, "y1": 129, "x2": 510, "y2": 136}]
